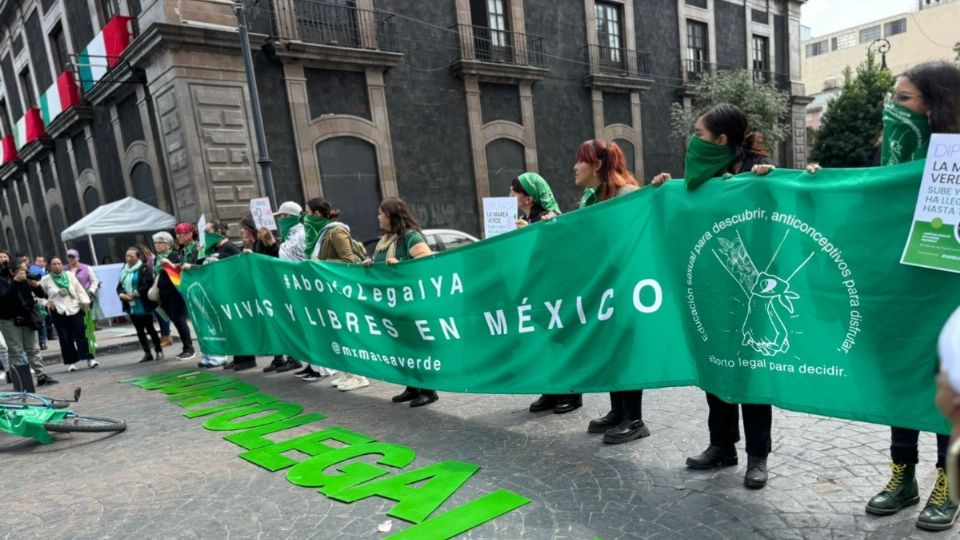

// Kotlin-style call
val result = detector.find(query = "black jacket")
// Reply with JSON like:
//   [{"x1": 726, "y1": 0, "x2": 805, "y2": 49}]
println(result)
[
  {"x1": 116, "y1": 264, "x2": 158, "y2": 314},
  {"x1": 0, "y1": 272, "x2": 46, "y2": 328}
]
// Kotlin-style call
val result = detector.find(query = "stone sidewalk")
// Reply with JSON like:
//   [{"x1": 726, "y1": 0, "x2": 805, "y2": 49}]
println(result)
[{"x1": 0, "y1": 349, "x2": 955, "y2": 540}]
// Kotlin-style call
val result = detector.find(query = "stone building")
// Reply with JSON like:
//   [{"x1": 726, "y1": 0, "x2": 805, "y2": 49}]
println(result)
[{"x1": 0, "y1": 0, "x2": 808, "y2": 261}]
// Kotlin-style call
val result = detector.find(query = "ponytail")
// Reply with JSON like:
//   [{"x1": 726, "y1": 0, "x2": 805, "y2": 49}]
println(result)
[{"x1": 742, "y1": 132, "x2": 770, "y2": 159}]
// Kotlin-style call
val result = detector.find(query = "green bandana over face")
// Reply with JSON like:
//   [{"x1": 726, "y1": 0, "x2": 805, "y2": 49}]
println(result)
[
  {"x1": 278, "y1": 215, "x2": 301, "y2": 243},
  {"x1": 684, "y1": 135, "x2": 736, "y2": 191},
  {"x1": 51, "y1": 271, "x2": 70, "y2": 289},
  {"x1": 881, "y1": 102, "x2": 931, "y2": 166},
  {"x1": 203, "y1": 232, "x2": 225, "y2": 258},
  {"x1": 303, "y1": 214, "x2": 331, "y2": 257},
  {"x1": 579, "y1": 187, "x2": 598, "y2": 209},
  {"x1": 518, "y1": 172, "x2": 562, "y2": 214},
  {"x1": 154, "y1": 251, "x2": 170, "y2": 274}
]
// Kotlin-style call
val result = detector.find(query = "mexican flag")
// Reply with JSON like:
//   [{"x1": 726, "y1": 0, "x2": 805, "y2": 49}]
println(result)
[
  {"x1": 39, "y1": 72, "x2": 82, "y2": 125},
  {"x1": 1, "y1": 135, "x2": 16, "y2": 165},
  {"x1": 13, "y1": 109, "x2": 45, "y2": 149},
  {"x1": 77, "y1": 15, "x2": 133, "y2": 93}
]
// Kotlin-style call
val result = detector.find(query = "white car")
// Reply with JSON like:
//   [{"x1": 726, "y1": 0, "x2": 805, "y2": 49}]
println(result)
[{"x1": 363, "y1": 229, "x2": 479, "y2": 256}]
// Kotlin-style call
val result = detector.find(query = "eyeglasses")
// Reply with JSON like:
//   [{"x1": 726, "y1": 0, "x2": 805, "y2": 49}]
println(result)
[{"x1": 886, "y1": 92, "x2": 921, "y2": 105}]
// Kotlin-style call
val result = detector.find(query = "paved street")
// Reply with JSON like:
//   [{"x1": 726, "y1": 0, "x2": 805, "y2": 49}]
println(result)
[{"x1": 0, "y1": 349, "x2": 953, "y2": 540}]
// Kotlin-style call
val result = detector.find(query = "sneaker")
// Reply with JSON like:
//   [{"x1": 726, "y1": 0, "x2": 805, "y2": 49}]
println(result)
[
  {"x1": 222, "y1": 359, "x2": 236, "y2": 370},
  {"x1": 36, "y1": 374, "x2": 58, "y2": 386},
  {"x1": 293, "y1": 367, "x2": 313, "y2": 378},
  {"x1": 231, "y1": 358, "x2": 257, "y2": 371},
  {"x1": 866, "y1": 463, "x2": 920, "y2": 516},
  {"x1": 263, "y1": 356, "x2": 284, "y2": 373},
  {"x1": 275, "y1": 358, "x2": 302, "y2": 373},
  {"x1": 176, "y1": 350, "x2": 196, "y2": 360},
  {"x1": 338, "y1": 375, "x2": 369, "y2": 391},
  {"x1": 68, "y1": 364, "x2": 78, "y2": 372},
  {"x1": 87, "y1": 359, "x2": 99, "y2": 369},
  {"x1": 916, "y1": 467, "x2": 959, "y2": 531},
  {"x1": 330, "y1": 373, "x2": 347, "y2": 386},
  {"x1": 40, "y1": 344, "x2": 48, "y2": 351},
  {"x1": 301, "y1": 371, "x2": 323, "y2": 382}
]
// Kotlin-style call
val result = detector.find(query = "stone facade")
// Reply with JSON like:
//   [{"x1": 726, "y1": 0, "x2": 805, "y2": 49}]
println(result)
[{"x1": 0, "y1": 0, "x2": 808, "y2": 258}]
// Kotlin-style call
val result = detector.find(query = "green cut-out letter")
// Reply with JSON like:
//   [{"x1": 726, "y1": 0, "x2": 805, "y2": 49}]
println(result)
[
  {"x1": 203, "y1": 403, "x2": 304, "y2": 431},
  {"x1": 183, "y1": 393, "x2": 278, "y2": 418},
  {"x1": 239, "y1": 427, "x2": 374, "y2": 471},
  {"x1": 161, "y1": 376, "x2": 238, "y2": 395},
  {"x1": 386, "y1": 489, "x2": 530, "y2": 539},
  {"x1": 224, "y1": 413, "x2": 327, "y2": 451},
  {"x1": 170, "y1": 382, "x2": 260, "y2": 408},
  {"x1": 286, "y1": 442, "x2": 417, "y2": 494},
  {"x1": 119, "y1": 369, "x2": 197, "y2": 389}
]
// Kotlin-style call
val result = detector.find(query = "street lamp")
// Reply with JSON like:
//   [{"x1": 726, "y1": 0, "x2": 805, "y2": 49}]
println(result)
[
  {"x1": 868, "y1": 38, "x2": 891, "y2": 70},
  {"x1": 233, "y1": 0, "x2": 278, "y2": 209}
]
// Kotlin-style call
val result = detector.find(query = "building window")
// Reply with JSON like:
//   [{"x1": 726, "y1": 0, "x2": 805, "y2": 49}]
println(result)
[
  {"x1": 99, "y1": 0, "x2": 119, "y2": 26},
  {"x1": 884, "y1": 18, "x2": 907, "y2": 37},
  {"x1": 686, "y1": 20, "x2": 709, "y2": 75},
  {"x1": 752, "y1": 35, "x2": 769, "y2": 79},
  {"x1": 685, "y1": 0, "x2": 708, "y2": 8},
  {"x1": 0, "y1": 99, "x2": 11, "y2": 137},
  {"x1": 487, "y1": 0, "x2": 508, "y2": 47},
  {"x1": 596, "y1": 2, "x2": 624, "y2": 66},
  {"x1": 859, "y1": 25, "x2": 881, "y2": 44},
  {"x1": 751, "y1": 8, "x2": 768, "y2": 24},
  {"x1": 19, "y1": 68, "x2": 36, "y2": 110},
  {"x1": 805, "y1": 39, "x2": 828, "y2": 57},
  {"x1": 49, "y1": 23, "x2": 70, "y2": 74},
  {"x1": 11, "y1": 33, "x2": 23, "y2": 57}
]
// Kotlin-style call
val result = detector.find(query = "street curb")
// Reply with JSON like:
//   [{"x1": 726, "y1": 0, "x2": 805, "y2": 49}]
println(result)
[{"x1": 41, "y1": 337, "x2": 181, "y2": 366}]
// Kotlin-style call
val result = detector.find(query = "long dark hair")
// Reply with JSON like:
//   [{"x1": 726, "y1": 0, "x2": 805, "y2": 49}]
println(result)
[
  {"x1": 701, "y1": 103, "x2": 769, "y2": 171},
  {"x1": 306, "y1": 198, "x2": 342, "y2": 220},
  {"x1": 510, "y1": 177, "x2": 546, "y2": 221},
  {"x1": 379, "y1": 197, "x2": 422, "y2": 238},
  {"x1": 575, "y1": 139, "x2": 639, "y2": 202},
  {"x1": 903, "y1": 61, "x2": 960, "y2": 134}
]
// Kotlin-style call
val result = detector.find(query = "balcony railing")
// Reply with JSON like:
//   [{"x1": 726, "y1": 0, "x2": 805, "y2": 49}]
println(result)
[
  {"x1": 683, "y1": 58, "x2": 719, "y2": 82},
  {"x1": 453, "y1": 24, "x2": 545, "y2": 68},
  {"x1": 584, "y1": 44, "x2": 650, "y2": 77},
  {"x1": 293, "y1": 0, "x2": 400, "y2": 52},
  {"x1": 241, "y1": 0, "x2": 278, "y2": 37},
  {"x1": 752, "y1": 69, "x2": 791, "y2": 90}
]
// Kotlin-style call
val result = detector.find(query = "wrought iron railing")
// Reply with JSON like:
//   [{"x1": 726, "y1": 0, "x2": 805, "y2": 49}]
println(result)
[
  {"x1": 583, "y1": 44, "x2": 650, "y2": 77},
  {"x1": 453, "y1": 24, "x2": 545, "y2": 67},
  {"x1": 683, "y1": 58, "x2": 719, "y2": 82},
  {"x1": 241, "y1": 0, "x2": 278, "y2": 37},
  {"x1": 752, "y1": 70, "x2": 791, "y2": 90},
  {"x1": 293, "y1": 0, "x2": 400, "y2": 52}
]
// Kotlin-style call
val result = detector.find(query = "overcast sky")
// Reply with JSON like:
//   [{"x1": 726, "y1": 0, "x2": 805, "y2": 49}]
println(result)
[{"x1": 801, "y1": 0, "x2": 917, "y2": 36}]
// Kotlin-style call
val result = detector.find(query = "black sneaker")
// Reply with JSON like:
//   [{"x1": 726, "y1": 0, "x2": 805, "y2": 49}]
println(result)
[
  {"x1": 36, "y1": 374, "x2": 59, "y2": 386},
  {"x1": 176, "y1": 350, "x2": 196, "y2": 360},
  {"x1": 301, "y1": 371, "x2": 323, "y2": 382},
  {"x1": 232, "y1": 359, "x2": 257, "y2": 371},
  {"x1": 263, "y1": 356, "x2": 285, "y2": 373},
  {"x1": 293, "y1": 367, "x2": 313, "y2": 378},
  {"x1": 275, "y1": 358, "x2": 302, "y2": 373}
]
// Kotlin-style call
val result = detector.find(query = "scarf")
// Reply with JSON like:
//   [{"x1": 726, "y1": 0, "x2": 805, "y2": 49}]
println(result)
[
  {"x1": 278, "y1": 215, "x2": 302, "y2": 243},
  {"x1": 517, "y1": 172, "x2": 562, "y2": 214},
  {"x1": 50, "y1": 271, "x2": 70, "y2": 290},
  {"x1": 154, "y1": 251, "x2": 170, "y2": 274},
  {"x1": 579, "y1": 187, "x2": 598, "y2": 209},
  {"x1": 881, "y1": 102, "x2": 931, "y2": 166},
  {"x1": 303, "y1": 215, "x2": 331, "y2": 257},
  {"x1": 120, "y1": 260, "x2": 142, "y2": 293},
  {"x1": 684, "y1": 135, "x2": 736, "y2": 191},
  {"x1": 203, "y1": 232, "x2": 226, "y2": 259}
]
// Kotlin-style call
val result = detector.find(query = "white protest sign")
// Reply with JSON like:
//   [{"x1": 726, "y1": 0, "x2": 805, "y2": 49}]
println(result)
[
  {"x1": 900, "y1": 133, "x2": 960, "y2": 273},
  {"x1": 250, "y1": 197, "x2": 277, "y2": 230},
  {"x1": 482, "y1": 197, "x2": 518, "y2": 238},
  {"x1": 197, "y1": 214, "x2": 206, "y2": 251}
]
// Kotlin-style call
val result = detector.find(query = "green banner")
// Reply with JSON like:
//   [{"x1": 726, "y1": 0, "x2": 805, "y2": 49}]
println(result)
[
  {"x1": 0, "y1": 407, "x2": 69, "y2": 444},
  {"x1": 182, "y1": 161, "x2": 957, "y2": 434}
]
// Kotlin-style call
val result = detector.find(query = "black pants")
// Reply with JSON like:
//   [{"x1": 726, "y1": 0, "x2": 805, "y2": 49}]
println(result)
[
  {"x1": 165, "y1": 299, "x2": 194, "y2": 352},
  {"x1": 706, "y1": 392, "x2": 772, "y2": 458},
  {"x1": 890, "y1": 427, "x2": 949, "y2": 469},
  {"x1": 131, "y1": 314, "x2": 161, "y2": 354},
  {"x1": 609, "y1": 390, "x2": 643, "y2": 420},
  {"x1": 51, "y1": 312, "x2": 92, "y2": 364}
]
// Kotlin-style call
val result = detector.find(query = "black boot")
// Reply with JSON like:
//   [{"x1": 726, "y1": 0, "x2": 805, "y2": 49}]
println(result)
[
  {"x1": 410, "y1": 390, "x2": 438, "y2": 408},
  {"x1": 528, "y1": 394, "x2": 558, "y2": 412},
  {"x1": 138, "y1": 352, "x2": 154, "y2": 363},
  {"x1": 232, "y1": 357, "x2": 257, "y2": 371},
  {"x1": 155, "y1": 349, "x2": 164, "y2": 362},
  {"x1": 866, "y1": 462, "x2": 920, "y2": 516},
  {"x1": 602, "y1": 419, "x2": 650, "y2": 444},
  {"x1": 686, "y1": 445, "x2": 738, "y2": 469},
  {"x1": 744, "y1": 455, "x2": 768, "y2": 489},
  {"x1": 588, "y1": 410, "x2": 622, "y2": 434},
  {"x1": 392, "y1": 387, "x2": 420, "y2": 403},
  {"x1": 553, "y1": 394, "x2": 582, "y2": 414}
]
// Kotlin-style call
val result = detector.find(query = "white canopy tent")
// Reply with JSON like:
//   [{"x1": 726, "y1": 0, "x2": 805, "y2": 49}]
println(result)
[{"x1": 60, "y1": 196, "x2": 177, "y2": 263}]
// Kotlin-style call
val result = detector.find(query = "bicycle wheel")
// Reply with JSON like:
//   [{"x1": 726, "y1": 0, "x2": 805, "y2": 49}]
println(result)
[
  {"x1": 0, "y1": 395, "x2": 71, "y2": 409},
  {"x1": 44, "y1": 415, "x2": 126, "y2": 433}
]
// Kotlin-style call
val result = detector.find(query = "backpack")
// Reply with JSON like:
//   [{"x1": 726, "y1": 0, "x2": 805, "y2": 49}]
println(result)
[{"x1": 320, "y1": 224, "x2": 368, "y2": 262}]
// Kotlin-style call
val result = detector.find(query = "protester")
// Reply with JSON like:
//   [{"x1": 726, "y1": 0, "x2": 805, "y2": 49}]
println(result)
[
  {"x1": 255, "y1": 202, "x2": 304, "y2": 374},
  {"x1": 364, "y1": 197, "x2": 438, "y2": 407},
  {"x1": 511, "y1": 172, "x2": 560, "y2": 228},
  {"x1": 152, "y1": 231, "x2": 195, "y2": 360},
  {"x1": 202, "y1": 221, "x2": 254, "y2": 371},
  {"x1": 239, "y1": 214, "x2": 290, "y2": 374},
  {"x1": 305, "y1": 197, "x2": 367, "y2": 389},
  {"x1": 651, "y1": 103, "x2": 775, "y2": 488},
  {"x1": 118, "y1": 245, "x2": 163, "y2": 363},
  {"x1": 0, "y1": 255, "x2": 56, "y2": 386},
  {"x1": 175, "y1": 222, "x2": 201, "y2": 265},
  {"x1": 40, "y1": 257, "x2": 95, "y2": 371},
  {"x1": 66, "y1": 249, "x2": 102, "y2": 323},
  {"x1": 30, "y1": 255, "x2": 53, "y2": 350}
]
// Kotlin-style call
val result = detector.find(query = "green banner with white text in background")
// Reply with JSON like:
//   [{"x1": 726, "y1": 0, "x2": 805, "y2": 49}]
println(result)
[{"x1": 182, "y1": 161, "x2": 957, "y2": 434}]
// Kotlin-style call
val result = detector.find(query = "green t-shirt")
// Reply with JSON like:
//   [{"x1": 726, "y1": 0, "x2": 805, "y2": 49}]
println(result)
[{"x1": 372, "y1": 230, "x2": 426, "y2": 263}]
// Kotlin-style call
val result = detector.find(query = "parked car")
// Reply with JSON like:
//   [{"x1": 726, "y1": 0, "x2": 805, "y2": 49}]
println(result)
[{"x1": 363, "y1": 229, "x2": 479, "y2": 257}]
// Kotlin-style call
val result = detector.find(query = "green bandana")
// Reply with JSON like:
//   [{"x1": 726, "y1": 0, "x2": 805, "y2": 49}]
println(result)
[
  {"x1": 579, "y1": 187, "x2": 598, "y2": 209},
  {"x1": 154, "y1": 251, "x2": 170, "y2": 274},
  {"x1": 303, "y1": 215, "x2": 331, "y2": 258},
  {"x1": 50, "y1": 271, "x2": 70, "y2": 289},
  {"x1": 684, "y1": 135, "x2": 736, "y2": 191},
  {"x1": 203, "y1": 232, "x2": 226, "y2": 259},
  {"x1": 518, "y1": 172, "x2": 562, "y2": 214},
  {"x1": 278, "y1": 215, "x2": 301, "y2": 243},
  {"x1": 881, "y1": 102, "x2": 931, "y2": 166}
]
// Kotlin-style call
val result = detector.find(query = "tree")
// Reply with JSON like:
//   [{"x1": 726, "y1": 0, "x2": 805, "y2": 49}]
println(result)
[
  {"x1": 809, "y1": 52, "x2": 894, "y2": 167},
  {"x1": 670, "y1": 69, "x2": 792, "y2": 148}
]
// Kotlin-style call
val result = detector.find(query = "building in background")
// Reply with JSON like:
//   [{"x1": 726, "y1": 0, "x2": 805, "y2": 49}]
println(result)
[
  {"x1": 0, "y1": 0, "x2": 809, "y2": 261},
  {"x1": 802, "y1": 0, "x2": 959, "y2": 128}
]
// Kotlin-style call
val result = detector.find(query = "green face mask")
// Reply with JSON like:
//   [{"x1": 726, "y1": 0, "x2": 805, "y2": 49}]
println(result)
[
  {"x1": 278, "y1": 215, "x2": 301, "y2": 243},
  {"x1": 203, "y1": 231, "x2": 225, "y2": 258},
  {"x1": 684, "y1": 135, "x2": 736, "y2": 191},
  {"x1": 302, "y1": 214, "x2": 331, "y2": 257},
  {"x1": 881, "y1": 102, "x2": 931, "y2": 166}
]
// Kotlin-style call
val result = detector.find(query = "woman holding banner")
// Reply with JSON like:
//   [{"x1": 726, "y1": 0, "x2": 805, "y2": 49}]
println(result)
[
  {"x1": 651, "y1": 103, "x2": 775, "y2": 488},
  {"x1": 364, "y1": 197, "x2": 439, "y2": 408},
  {"x1": 570, "y1": 139, "x2": 651, "y2": 444},
  {"x1": 511, "y1": 172, "x2": 561, "y2": 229}
]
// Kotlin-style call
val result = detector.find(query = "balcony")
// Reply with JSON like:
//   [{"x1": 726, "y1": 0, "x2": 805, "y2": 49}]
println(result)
[
  {"x1": 266, "y1": 0, "x2": 403, "y2": 69},
  {"x1": 683, "y1": 58, "x2": 719, "y2": 83},
  {"x1": 752, "y1": 70, "x2": 791, "y2": 91},
  {"x1": 581, "y1": 44, "x2": 653, "y2": 93},
  {"x1": 450, "y1": 24, "x2": 548, "y2": 84}
]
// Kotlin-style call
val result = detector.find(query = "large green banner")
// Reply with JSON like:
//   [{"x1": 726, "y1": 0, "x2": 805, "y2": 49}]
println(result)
[{"x1": 182, "y1": 161, "x2": 957, "y2": 433}]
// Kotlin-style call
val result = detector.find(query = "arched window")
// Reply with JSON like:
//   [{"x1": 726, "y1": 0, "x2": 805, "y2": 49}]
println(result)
[
  {"x1": 613, "y1": 138, "x2": 635, "y2": 175},
  {"x1": 485, "y1": 138, "x2": 525, "y2": 199},
  {"x1": 316, "y1": 137, "x2": 382, "y2": 243},
  {"x1": 130, "y1": 162, "x2": 158, "y2": 208}
]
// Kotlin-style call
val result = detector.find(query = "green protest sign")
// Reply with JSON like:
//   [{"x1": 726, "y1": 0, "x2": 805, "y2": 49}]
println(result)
[{"x1": 182, "y1": 161, "x2": 957, "y2": 433}]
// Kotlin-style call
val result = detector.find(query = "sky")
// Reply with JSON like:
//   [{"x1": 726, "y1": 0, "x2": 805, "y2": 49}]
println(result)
[{"x1": 801, "y1": 0, "x2": 917, "y2": 37}]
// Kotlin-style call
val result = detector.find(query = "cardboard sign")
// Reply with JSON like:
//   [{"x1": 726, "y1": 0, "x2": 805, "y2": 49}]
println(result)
[{"x1": 250, "y1": 197, "x2": 277, "y2": 231}]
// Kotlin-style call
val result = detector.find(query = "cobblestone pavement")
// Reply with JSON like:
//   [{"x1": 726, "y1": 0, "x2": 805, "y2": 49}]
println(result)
[{"x1": 1, "y1": 350, "x2": 954, "y2": 540}]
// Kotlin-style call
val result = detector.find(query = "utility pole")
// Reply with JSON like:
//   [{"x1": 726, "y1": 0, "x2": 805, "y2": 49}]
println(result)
[{"x1": 233, "y1": 0, "x2": 278, "y2": 209}]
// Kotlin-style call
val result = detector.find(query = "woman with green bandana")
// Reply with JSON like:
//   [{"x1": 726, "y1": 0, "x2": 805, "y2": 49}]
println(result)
[
  {"x1": 567, "y1": 139, "x2": 650, "y2": 441},
  {"x1": 364, "y1": 197, "x2": 439, "y2": 408},
  {"x1": 510, "y1": 172, "x2": 561, "y2": 228},
  {"x1": 39, "y1": 257, "x2": 95, "y2": 371},
  {"x1": 652, "y1": 103, "x2": 776, "y2": 489},
  {"x1": 117, "y1": 245, "x2": 163, "y2": 363},
  {"x1": 174, "y1": 222, "x2": 200, "y2": 266}
]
